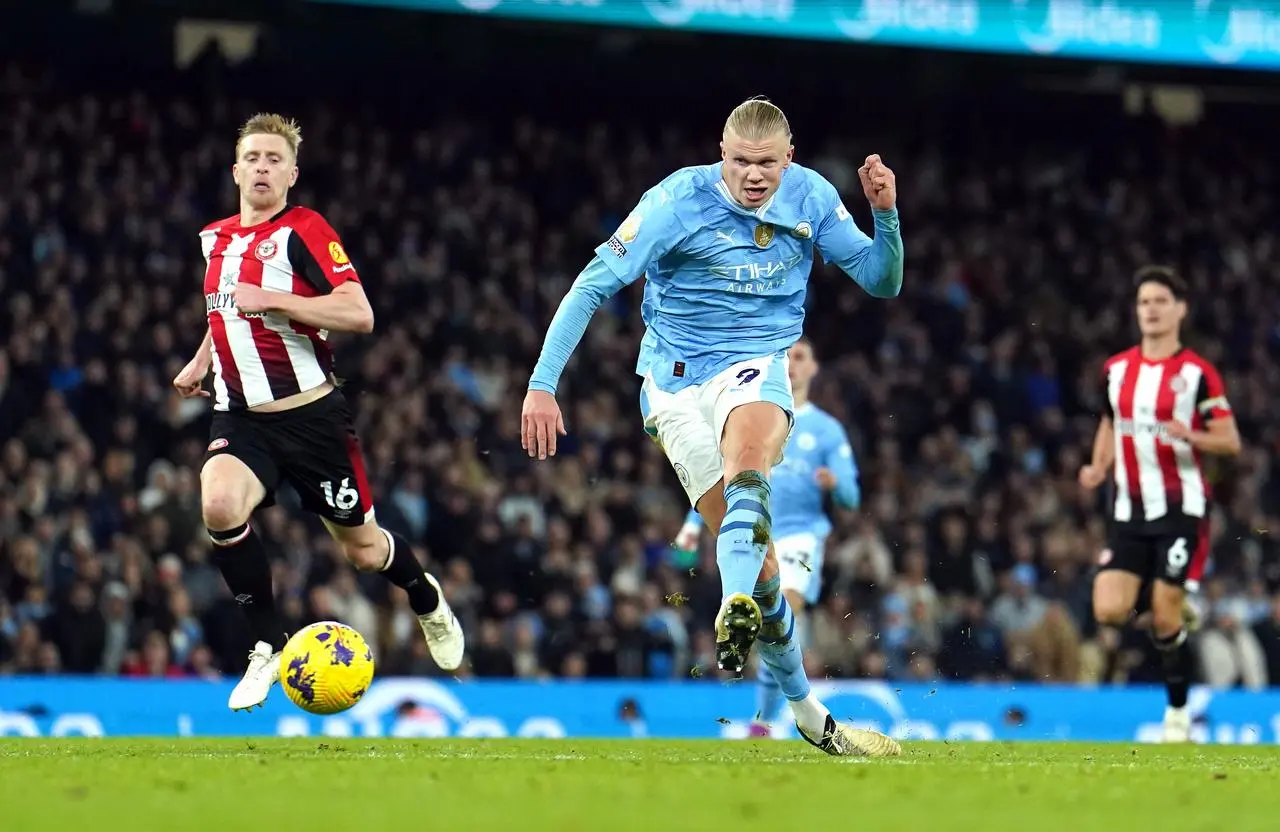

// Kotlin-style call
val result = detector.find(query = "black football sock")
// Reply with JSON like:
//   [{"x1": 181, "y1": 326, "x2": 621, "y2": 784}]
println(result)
[
  {"x1": 378, "y1": 529, "x2": 441, "y2": 615},
  {"x1": 1153, "y1": 628, "x2": 1192, "y2": 709},
  {"x1": 209, "y1": 522, "x2": 287, "y2": 652}
]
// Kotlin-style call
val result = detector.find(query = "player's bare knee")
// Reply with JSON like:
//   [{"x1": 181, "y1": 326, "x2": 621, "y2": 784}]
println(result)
[
  {"x1": 1092, "y1": 598, "x2": 1130, "y2": 627},
  {"x1": 1093, "y1": 607, "x2": 1129, "y2": 627},
  {"x1": 722, "y1": 437, "x2": 772, "y2": 477},
  {"x1": 335, "y1": 526, "x2": 388, "y2": 571},
  {"x1": 337, "y1": 539, "x2": 381, "y2": 571},
  {"x1": 722, "y1": 403, "x2": 787, "y2": 473},
  {"x1": 1091, "y1": 592, "x2": 1131, "y2": 627},
  {"x1": 202, "y1": 491, "x2": 250, "y2": 532},
  {"x1": 200, "y1": 456, "x2": 262, "y2": 530}
]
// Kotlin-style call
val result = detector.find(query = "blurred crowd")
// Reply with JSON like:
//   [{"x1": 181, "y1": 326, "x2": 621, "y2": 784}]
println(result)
[{"x1": 3, "y1": 43, "x2": 1280, "y2": 691}]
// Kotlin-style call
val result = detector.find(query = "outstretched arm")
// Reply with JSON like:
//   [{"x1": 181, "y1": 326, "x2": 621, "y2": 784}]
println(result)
[
  {"x1": 528, "y1": 258, "x2": 630, "y2": 394},
  {"x1": 523, "y1": 184, "x2": 688, "y2": 458}
]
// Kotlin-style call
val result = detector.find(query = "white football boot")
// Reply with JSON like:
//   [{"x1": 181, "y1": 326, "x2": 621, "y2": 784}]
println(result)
[
  {"x1": 798, "y1": 714, "x2": 903, "y2": 758},
  {"x1": 1162, "y1": 706, "x2": 1192, "y2": 743},
  {"x1": 228, "y1": 640, "x2": 282, "y2": 711},
  {"x1": 417, "y1": 573, "x2": 465, "y2": 671}
]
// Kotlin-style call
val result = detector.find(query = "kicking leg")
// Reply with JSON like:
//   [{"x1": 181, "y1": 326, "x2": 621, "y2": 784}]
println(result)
[
  {"x1": 202, "y1": 454, "x2": 284, "y2": 711},
  {"x1": 750, "y1": 587, "x2": 809, "y2": 733},
  {"x1": 753, "y1": 559, "x2": 898, "y2": 756},
  {"x1": 327, "y1": 520, "x2": 465, "y2": 671},
  {"x1": 752, "y1": 570, "x2": 810, "y2": 734},
  {"x1": 697, "y1": 487, "x2": 899, "y2": 756}
]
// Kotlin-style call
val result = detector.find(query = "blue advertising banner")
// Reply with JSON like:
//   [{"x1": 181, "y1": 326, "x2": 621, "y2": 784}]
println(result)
[
  {"x1": 308, "y1": 1, "x2": 1280, "y2": 72},
  {"x1": 1, "y1": 678, "x2": 1277, "y2": 744}
]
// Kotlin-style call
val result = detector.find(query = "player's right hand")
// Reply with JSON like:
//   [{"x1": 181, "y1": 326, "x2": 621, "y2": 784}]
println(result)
[
  {"x1": 1078, "y1": 464, "x2": 1107, "y2": 491},
  {"x1": 522, "y1": 389, "x2": 566, "y2": 460},
  {"x1": 172, "y1": 359, "x2": 211, "y2": 398}
]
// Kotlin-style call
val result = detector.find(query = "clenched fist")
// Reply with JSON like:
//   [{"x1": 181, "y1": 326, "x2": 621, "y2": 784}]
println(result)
[
  {"x1": 173, "y1": 357, "x2": 210, "y2": 399},
  {"x1": 858, "y1": 154, "x2": 897, "y2": 211},
  {"x1": 1078, "y1": 464, "x2": 1107, "y2": 491}
]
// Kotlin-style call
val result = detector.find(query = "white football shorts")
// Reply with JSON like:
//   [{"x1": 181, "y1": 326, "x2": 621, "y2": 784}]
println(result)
[{"x1": 640, "y1": 351, "x2": 794, "y2": 506}]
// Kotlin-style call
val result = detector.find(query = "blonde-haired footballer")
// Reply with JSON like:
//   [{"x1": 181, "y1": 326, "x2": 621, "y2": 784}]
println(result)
[
  {"x1": 522, "y1": 97, "x2": 903, "y2": 757},
  {"x1": 174, "y1": 113, "x2": 465, "y2": 710}
]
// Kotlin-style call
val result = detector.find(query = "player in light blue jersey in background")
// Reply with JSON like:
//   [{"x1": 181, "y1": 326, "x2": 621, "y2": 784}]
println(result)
[
  {"x1": 674, "y1": 336, "x2": 859, "y2": 737},
  {"x1": 521, "y1": 98, "x2": 902, "y2": 757}
]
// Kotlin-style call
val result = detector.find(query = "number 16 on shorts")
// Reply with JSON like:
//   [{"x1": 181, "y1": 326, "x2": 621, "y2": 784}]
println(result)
[{"x1": 321, "y1": 478, "x2": 360, "y2": 511}]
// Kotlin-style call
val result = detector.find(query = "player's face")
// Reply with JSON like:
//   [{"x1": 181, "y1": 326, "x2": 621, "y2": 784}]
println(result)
[
  {"x1": 232, "y1": 133, "x2": 298, "y2": 211},
  {"x1": 788, "y1": 341, "x2": 818, "y2": 390},
  {"x1": 720, "y1": 131, "x2": 793, "y2": 208},
  {"x1": 1135, "y1": 281, "x2": 1186, "y2": 338}
]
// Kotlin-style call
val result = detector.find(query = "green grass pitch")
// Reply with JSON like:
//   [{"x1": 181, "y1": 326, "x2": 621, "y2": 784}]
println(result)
[{"x1": 3, "y1": 739, "x2": 1280, "y2": 831}]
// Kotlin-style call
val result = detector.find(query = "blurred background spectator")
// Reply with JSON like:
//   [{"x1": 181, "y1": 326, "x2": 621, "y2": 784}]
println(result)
[{"x1": 2, "y1": 3, "x2": 1280, "y2": 692}]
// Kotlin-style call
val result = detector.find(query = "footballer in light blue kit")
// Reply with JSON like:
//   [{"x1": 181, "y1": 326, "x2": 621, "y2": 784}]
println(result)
[
  {"x1": 675, "y1": 336, "x2": 859, "y2": 737},
  {"x1": 521, "y1": 98, "x2": 903, "y2": 757}
]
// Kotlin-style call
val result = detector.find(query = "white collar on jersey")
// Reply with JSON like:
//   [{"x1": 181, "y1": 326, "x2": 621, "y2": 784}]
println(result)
[{"x1": 714, "y1": 178, "x2": 778, "y2": 219}]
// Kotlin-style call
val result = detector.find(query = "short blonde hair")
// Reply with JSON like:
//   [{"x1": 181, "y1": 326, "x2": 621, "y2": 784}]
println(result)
[
  {"x1": 724, "y1": 96, "x2": 792, "y2": 142},
  {"x1": 236, "y1": 112, "x2": 302, "y2": 159}
]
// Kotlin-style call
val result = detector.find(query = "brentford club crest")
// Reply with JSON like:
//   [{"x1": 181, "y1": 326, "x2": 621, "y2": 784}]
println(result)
[
  {"x1": 255, "y1": 239, "x2": 279, "y2": 261},
  {"x1": 1169, "y1": 375, "x2": 1189, "y2": 394}
]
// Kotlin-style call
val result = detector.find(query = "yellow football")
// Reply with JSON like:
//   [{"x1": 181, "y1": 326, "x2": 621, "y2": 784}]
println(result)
[{"x1": 280, "y1": 621, "x2": 375, "y2": 715}]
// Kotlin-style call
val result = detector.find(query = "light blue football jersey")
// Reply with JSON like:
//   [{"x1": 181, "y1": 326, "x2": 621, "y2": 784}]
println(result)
[
  {"x1": 528, "y1": 162, "x2": 902, "y2": 396},
  {"x1": 771, "y1": 402, "x2": 860, "y2": 541}
]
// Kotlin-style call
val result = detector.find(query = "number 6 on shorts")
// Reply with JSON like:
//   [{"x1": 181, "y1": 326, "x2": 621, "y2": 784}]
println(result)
[{"x1": 1165, "y1": 537, "x2": 1189, "y2": 581}]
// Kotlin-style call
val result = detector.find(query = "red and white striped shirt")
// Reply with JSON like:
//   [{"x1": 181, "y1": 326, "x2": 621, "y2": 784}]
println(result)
[
  {"x1": 201, "y1": 205, "x2": 361, "y2": 412},
  {"x1": 1103, "y1": 346, "x2": 1231, "y2": 523}
]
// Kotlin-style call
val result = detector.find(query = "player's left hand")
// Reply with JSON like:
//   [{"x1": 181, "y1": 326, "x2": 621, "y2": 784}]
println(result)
[
  {"x1": 1163, "y1": 420, "x2": 1193, "y2": 443},
  {"x1": 233, "y1": 284, "x2": 275, "y2": 316},
  {"x1": 858, "y1": 154, "x2": 896, "y2": 211},
  {"x1": 815, "y1": 468, "x2": 838, "y2": 491}
]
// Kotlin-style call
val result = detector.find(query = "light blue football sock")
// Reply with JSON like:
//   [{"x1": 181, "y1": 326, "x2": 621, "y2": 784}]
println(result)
[
  {"x1": 716, "y1": 471, "x2": 771, "y2": 600},
  {"x1": 753, "y1": 574, "x2": 811, "y2": 703},
  {"x1": 754, "y1": 658, "x2": 786, "y2": 724}
]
